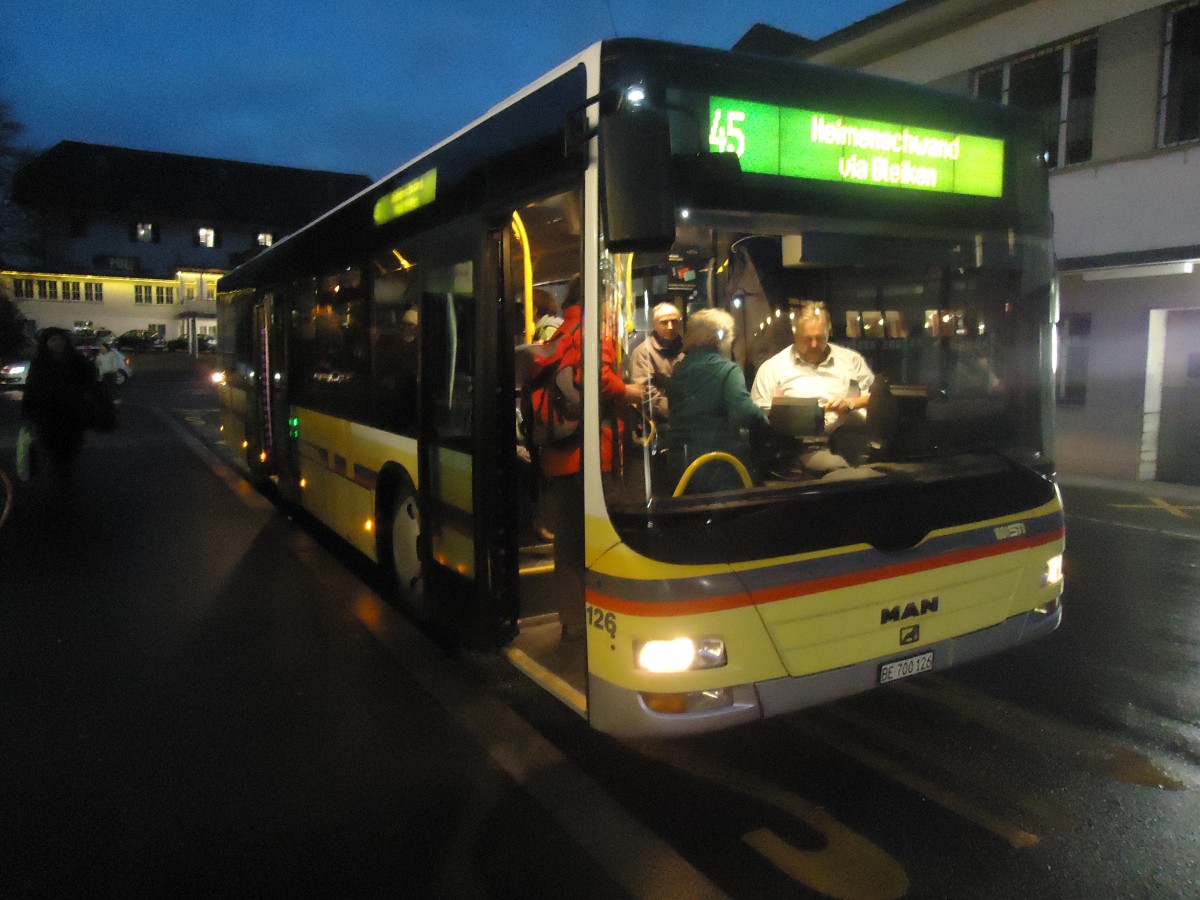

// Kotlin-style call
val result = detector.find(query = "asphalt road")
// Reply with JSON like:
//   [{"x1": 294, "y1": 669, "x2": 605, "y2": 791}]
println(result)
[
  {"x1": 2, "y1": 353, "x2": 1197, "y2": 899},
  {"x1": 0, "y1": 356, "x2": 648, "y2": 899}
]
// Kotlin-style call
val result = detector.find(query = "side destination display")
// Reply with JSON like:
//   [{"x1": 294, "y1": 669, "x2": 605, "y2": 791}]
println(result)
[
  {"x1": 709, "y1": 97, "x2": 1005, "y2": 198},
  {"x1": 373, "y1": 168, "x2": 438, "y2": 226}
]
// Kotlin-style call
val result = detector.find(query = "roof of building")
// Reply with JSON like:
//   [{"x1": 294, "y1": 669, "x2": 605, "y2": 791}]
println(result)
[
  {"x1": 12, "y1": 141, "x2": 373, "y2": 231},
  {"x1": 731, "y1": 23, "x2": 815, "y2": 57}
]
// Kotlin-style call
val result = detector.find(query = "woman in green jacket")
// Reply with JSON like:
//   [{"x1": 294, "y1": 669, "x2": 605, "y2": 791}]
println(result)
[{"x1": 666, "y1": 308, "x2": 768, "y2": 494}]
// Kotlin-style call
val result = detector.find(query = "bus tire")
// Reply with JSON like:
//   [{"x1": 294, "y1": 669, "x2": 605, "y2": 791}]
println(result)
[{"x1": 389, "y1": 483, "x2": 429, "y2": 621}]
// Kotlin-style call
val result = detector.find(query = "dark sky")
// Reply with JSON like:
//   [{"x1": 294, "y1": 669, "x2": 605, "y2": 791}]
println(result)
[{"x1": 3, "y1": 1, "x2": 896, "y2": 182}]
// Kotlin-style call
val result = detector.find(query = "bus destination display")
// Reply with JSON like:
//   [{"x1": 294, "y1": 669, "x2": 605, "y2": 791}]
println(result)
[{"x1": 709, "y1": 96, "x2": 1005, "y2": 198}]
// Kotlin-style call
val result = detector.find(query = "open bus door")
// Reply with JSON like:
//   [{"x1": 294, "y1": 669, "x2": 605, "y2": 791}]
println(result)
[
  {"x1": 244, "y1": 291, "x2": 298, "y2": 491},
  {"x1": 415, "y1": 234, "x2": 519, "y2": 648}
]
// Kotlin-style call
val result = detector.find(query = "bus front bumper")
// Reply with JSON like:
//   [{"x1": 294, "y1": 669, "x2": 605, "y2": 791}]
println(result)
[{"x1": 587, "y1": 600, "x2": 1062, "y2": 738}]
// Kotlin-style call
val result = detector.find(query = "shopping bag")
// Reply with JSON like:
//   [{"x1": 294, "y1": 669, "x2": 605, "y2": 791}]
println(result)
[{"x1": 15, "y1": 424, "x2": 33, "y2": 481}]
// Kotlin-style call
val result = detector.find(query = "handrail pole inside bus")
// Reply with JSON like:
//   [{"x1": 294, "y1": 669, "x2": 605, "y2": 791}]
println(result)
[
  {"x1": 512, "y1": 211, "x2": 535, "y2": 343},
  {"x1": 641, "y1": 286, "x2": 653, "y2": 504}
]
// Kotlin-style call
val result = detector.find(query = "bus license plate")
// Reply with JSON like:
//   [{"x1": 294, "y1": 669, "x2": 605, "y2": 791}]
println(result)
[{"x1": 879, "y1": 651, "x2": 934, "y2": 685}]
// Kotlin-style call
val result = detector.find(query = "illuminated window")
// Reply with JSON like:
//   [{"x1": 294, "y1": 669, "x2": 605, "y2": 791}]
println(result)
[
  {"x1": 1161, "y1": 2, "x2": 1200, "y2": 146},
  {"x1": 155, "y1": 286, "x2": 174, "y2": 305},
  {"x1": 62, "y1": 281, "x2": 81, "y2": 302},
  {"x1": 36, "y1": 279, "x2": 58, "y2": 300},
  {"x1": 975, "y1": 36, "x2": 1097, "y2": 167},
  {"x1": 132, "y1": 222, "x2": 159, "y2": 243},
  {"x1": 85, "y1": 283, "x2": 103, "y2": 303},
  {"x1": 135, "y1": 285, "x2": 152, "y2": 304},
  {"x1": 196, "y1": 227, "x2": 219, "y2": 248},
  {"x1": 12, "y1": 278, "x2": 34, "y2": 299},
  {"x1": 257, "y1": 232, "x2": 274, "y2": 247},
  {"x1": 184, "y1": 284, "x2": 196, "y2": 303}
]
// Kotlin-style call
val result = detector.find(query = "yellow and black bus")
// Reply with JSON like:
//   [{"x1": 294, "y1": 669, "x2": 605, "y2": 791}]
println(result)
[{"x1": 216, "y1": 39, "x2": 1064, "y2": 737}]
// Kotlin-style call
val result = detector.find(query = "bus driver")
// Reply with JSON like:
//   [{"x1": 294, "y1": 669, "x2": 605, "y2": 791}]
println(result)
[{"x1": 751, "y1": 306, "x2": 874, "y2": 474}]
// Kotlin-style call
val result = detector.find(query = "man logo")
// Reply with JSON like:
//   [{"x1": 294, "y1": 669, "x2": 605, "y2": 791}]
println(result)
[
  {"x1": 880, "y1": 595, "x2": 939, "y2": 625},
  {"x1": 900, "y1": 625, "x2": 921, "y2": 645}
]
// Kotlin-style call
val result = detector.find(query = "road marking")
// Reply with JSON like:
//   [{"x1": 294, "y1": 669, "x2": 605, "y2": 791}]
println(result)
[
  {"x1": 791, "y1": 717, "x2": 1040, "y2": 849},
  {"x1": 1065, "y1": 513, "x2": 1200, "y2": 543},
  {"x1": 820, "y1": 706, "x2": 1082, "y2": 834},
  {"x1": 898, "y1": 677, "x2": 1188, "y2": 790},
  {"x1": 1108, "y1": 496, "x2": 1200, "y2": 518},
  {"x1": 633, "y1": 740, "x2": 909, "y2": 900},
  {"x1": 163, "y1": 404, "x2": 727, "y2": 900}
]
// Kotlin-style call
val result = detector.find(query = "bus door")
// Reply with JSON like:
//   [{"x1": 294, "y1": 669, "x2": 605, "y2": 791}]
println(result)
[
  {"x1": 418, "y1": 244, "x2": 516, "y2": 645},
  {"x1": 245, "y1": 292, "x2": 281, "y2": 482},
  {"x1": 248, "y1": 290, "x2": 299, "y2": 491}
]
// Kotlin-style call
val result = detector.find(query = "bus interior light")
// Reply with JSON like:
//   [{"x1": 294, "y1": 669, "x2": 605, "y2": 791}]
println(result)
[
  {"x1": 624, "y1": 84, "x2": 647, "y2": 106},
  {"x1": 636, "y1": 637, "x2": 727, "y2": 673}
]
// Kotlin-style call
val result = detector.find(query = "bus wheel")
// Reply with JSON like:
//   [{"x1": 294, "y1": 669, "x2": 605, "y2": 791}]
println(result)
[{"x1": 390, "y1": 487, "x2": 428, "y2": 620}]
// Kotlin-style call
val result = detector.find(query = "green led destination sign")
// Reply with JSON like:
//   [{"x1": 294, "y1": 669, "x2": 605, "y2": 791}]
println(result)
[
  {"x1": 709, "y1": 97, "x2": 1005, "y2": 198},
  {"x1": 373, "y1": 168, "x2": 438, "y2": 226}
]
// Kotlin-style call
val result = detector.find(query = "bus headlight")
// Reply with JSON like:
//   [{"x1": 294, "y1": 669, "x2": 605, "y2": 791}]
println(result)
[
  {"x1": 1042, "y1": 554, "x2": 1063, "y2": 587},
  {"x1": 635, "y1": 637, "x2": 727, "y2": 673}
]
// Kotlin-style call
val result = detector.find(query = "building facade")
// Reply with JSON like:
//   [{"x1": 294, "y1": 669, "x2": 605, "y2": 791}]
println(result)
[
  {"x1": 3, "y1": 141, "x2": 371, "y2": 347},
  {"x1": 781, "y1": 0, "x2": 1200, "y2": 483}
]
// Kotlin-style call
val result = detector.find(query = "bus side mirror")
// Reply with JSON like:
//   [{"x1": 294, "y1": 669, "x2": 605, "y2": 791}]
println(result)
[{"x1": 600, "y1": 107, "x2": 675, "y2": 254}]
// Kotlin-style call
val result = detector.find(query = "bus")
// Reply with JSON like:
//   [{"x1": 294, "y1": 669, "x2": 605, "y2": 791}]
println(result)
[{"x1": 215, "y1": 39, "x2": 1064, "y2": 738}]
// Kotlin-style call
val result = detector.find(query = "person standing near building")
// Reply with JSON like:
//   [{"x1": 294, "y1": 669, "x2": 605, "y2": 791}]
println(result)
[{"x1": 20, "y1": 328, "x2": 102, "y2": 491}]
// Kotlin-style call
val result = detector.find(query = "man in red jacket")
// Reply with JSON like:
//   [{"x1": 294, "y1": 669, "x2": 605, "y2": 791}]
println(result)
[{"x1": 531, "y1": 278, "x2": 642, "y2": 640}]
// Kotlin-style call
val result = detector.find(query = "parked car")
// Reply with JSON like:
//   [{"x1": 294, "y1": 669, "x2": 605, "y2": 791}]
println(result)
[
  {"x1": 81, "y1": 345, "x2": 133, "y2": 385},
  {"x1": 166, "y1": 333, "x2": 216, "y2": 353},
  {"x1": 0, "y1": 339, "x2": 37, "y2": 388},
  {"x1": 115, "y1": 330, "x2": 164, "y2": 352},
  {"x1": 0, "y1": 358, "x2": 30, "y2": 387}
]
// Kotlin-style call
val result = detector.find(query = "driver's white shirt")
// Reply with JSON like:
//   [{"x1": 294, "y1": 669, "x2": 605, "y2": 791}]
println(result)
[{"x1": 751, "y1": 343, "x2": 874, "y2": 429}]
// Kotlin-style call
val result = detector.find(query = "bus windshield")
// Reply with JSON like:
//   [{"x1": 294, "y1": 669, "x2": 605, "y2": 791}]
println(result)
[{"x1": 602, "y1": 211, "x2": 1056, "y2": 549}]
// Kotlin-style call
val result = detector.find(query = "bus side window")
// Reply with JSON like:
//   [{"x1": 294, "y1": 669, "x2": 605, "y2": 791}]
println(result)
[
  {"x1": 424, "y1": 261, "x2": 475, "y2": 443},
  {"x1": 371, "y1": 256, "x2": 421, "y2": 435}
]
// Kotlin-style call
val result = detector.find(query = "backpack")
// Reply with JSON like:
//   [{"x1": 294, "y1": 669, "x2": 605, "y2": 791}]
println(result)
[{"x1": 516, "y1": 322, "x2": 581, "y2": 447}]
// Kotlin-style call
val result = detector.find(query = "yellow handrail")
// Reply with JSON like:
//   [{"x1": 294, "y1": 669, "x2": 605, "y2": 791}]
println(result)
[
  {"x1": 512, "y1": 211, "x2": 535, "y2": 343},
  {"x1": 672, "y1": 452, "x2": 753, "y2": 497}
]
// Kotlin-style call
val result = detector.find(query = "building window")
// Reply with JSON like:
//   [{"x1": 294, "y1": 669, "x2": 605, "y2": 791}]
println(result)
[
  {"x1": 36, "y1": 279, "x2": 58, "y2": 300},
  {"x1": 204, "y1": 281, "x2": 217, "y2": 299},
  {"x1": 184, "y1": 283, "x2": 196, "y2": 303},
  {"x1": 155, "y1": 286, "x2": 175, "y2": 305},
  {"x1": 257, "y1": 232, "x2": 274, "y2": 247},
  {"x1": 135, "y1": 284, "x2": 152, "y2": 304},
  {"x1": 1162, "y1": 2, "x2": 1200, "y2": 146},
  {"x1": 132, "y1": 222, "x2": 160, "y2": 243},
  {"x1": 197, "y1": 227, "x2": 219, "y2": 248},
  {"x1": 12, "y1": 278, "x2": 34, "y2": 299},
  {"x1": 85, "y1": 282, "x2": 104, "y2": 303},
  {"x1": 975, "y1": 36, "x2": 1098, "y2": 166},
  {"x1": 62, "y1": 281, "x2": 81, "y2": 302}
]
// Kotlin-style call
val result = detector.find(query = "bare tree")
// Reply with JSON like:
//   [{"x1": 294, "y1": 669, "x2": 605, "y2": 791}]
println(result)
[
  {"x1": 0, "y1": 99, "x2": 36, "y2": 269},
  {"x1": 0, "y1": 99, "x2": 32, "y2": 354}
]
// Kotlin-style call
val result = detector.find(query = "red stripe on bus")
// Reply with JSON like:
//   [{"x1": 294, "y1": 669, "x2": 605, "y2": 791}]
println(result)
[{"x1": 587, "y1": 526, "x2": 1063, "y2": 618}]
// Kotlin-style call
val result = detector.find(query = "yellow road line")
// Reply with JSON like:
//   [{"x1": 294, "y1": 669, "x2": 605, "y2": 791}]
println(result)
[
  {"x1": 1109, "y1": 497, "x2": 1200, "y2": 518},
  {"x1": 795, "y1": 717, "x2": 1039, "y2": 849}
]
